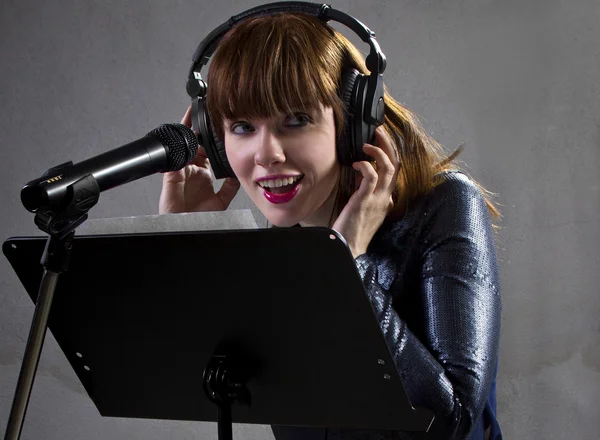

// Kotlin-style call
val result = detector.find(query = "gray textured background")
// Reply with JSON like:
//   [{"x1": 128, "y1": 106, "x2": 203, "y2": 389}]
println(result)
[{"x1": 1, "y1": 0, "x2": 599, "y2": 439}]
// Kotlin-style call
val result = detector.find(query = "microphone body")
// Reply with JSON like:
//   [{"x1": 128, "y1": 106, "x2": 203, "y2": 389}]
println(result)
[{"x1": 21, "y1": 124, "x2": 197, "y2": 213}]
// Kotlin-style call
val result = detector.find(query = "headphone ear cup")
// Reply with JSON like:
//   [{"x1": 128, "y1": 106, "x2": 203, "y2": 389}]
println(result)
[
  {"x1": 208, "y1": 116, "x2": 235, "y2": 178},
  {"x1": 338, "y1": 69, "x2": 372, "y2": 165},
  {"x1": 337, "y1": 69, "x2": 360, "y2": 166},
  {"x1": 196, "y1": 99, "x2": 235, "y2": 179}
]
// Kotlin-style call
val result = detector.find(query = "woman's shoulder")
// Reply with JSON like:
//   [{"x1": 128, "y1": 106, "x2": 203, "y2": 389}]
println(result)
[
  {"x1": 378, "y1": 170, "x2": 491, "y2": 241},
  {"x1": 419, "y1": 170, "x2": 496, "y2": 249},
  {"x1": 430, "y1": 169, "x2": 484, "y2": 200},
  {"x1": 410, "y1": 169, "x2": 490, "y2": 227},
  {"x1": 388, "y1": 170, "x2": 483, "y2": 222}
]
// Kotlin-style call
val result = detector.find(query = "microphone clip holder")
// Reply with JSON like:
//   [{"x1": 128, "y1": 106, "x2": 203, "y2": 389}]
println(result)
[{"x1": 33, "y1": 173, "x2": 100, "y2": 240}]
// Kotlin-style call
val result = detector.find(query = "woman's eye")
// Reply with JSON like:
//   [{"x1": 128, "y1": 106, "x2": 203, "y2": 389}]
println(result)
[
  {"x1": 284, "y1": 113, "x2": 312, "y2": 127},
  {"x1": 230, "y1": 122, "x2": 254, "y2": 135}
]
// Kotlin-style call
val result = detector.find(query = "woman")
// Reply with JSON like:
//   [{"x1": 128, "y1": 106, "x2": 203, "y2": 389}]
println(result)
[{"x1": 160, "y1": 10, "x2": 502, "y2": 440}]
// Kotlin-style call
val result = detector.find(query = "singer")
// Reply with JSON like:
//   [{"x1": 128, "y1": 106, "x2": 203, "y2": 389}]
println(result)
[{"x1": 160, "y1": 5, "x2": 502, "y2": 440}]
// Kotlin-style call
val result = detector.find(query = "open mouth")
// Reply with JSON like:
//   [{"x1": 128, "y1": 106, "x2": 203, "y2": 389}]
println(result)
[
  {"x1": 257, "y1": 175, "x2": 304, "y2": 194},
  {"x1": 257, "y1": 175, "x2": 304, "y2": 204}
]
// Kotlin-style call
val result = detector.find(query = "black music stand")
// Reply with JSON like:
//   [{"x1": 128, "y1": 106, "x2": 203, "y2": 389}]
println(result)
[{"x1": 3, "y1": 227, "x2": 434, "y2": 439}]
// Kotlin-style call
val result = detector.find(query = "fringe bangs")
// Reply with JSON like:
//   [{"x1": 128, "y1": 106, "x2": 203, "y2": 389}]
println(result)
[{"x1": 207, "y1": 14, "x2": 345, "y2": 139}]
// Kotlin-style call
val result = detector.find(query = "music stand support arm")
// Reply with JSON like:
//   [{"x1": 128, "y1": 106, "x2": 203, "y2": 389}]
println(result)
[
  {"x1": 217, "y1": 404, "x2": 233, "y2": 440},
  {"x1": 203, "y1": 353, "x2": 252, "y2": 440},
  {"x1": 4, "y1": 173, "x2": 99, "y2": 440},
  {"x1": 4, "y1": 234, "x2": 74, "y2": 440}
]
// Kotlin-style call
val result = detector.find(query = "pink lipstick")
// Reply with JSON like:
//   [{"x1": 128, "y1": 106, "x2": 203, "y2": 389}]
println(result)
[
  {"x1": 263, "y1": 183, "x2": 301, "y2": 204},
  {"x1": 257, "y1": 175, "x2": 303, "y2": 204}
]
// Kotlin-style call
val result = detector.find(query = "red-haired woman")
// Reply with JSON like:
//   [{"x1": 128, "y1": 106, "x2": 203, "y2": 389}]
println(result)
[{"x1": 160, "y1": 10, "x2": 502, "y2": 440}]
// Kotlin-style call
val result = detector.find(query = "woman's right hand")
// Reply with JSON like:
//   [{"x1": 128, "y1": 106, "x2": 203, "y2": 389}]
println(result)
[{"x1": 158, "y1": 106, "x2": 240, "y2": 214}]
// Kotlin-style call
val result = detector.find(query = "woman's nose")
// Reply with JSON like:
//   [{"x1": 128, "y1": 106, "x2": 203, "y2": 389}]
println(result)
[{"x1": 254, "y1": 130, "x2": 285, "y2": 168}]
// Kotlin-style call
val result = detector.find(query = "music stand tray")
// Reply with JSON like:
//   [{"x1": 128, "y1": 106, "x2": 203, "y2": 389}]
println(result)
[{"x1": 3, "y1": 227, "x2": 433, "y2": 433}]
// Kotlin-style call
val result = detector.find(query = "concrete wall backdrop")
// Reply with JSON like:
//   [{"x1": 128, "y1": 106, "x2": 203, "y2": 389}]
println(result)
[{"x1": 1, "y1": 0, "x2": 598, "y2": 438}]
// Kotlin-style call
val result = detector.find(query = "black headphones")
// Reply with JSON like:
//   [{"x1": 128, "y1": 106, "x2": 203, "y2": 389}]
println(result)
[{"x1": 186, "y1": 1, "x2": 387, "y2": 179}]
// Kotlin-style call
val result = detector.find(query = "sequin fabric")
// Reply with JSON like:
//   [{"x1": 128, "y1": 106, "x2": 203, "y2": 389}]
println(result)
[{"x1": 272, "y1": 171, "x2": 502, "y2": 440}]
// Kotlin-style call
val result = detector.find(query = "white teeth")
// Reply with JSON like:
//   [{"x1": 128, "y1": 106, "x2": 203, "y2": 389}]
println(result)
[{"x1": 258, "y1": 175, "x2": 301, "y2": 188}]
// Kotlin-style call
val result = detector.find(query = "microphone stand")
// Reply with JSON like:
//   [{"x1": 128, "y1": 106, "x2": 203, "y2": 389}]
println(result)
[{"x1": 4, "y1": 174, "x2": 100, "y2": 440}]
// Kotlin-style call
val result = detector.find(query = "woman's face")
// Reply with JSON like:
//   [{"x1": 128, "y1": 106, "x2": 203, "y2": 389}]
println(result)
[{"x1": 224, "y1": 104, "x2": 340, "y2": 227}]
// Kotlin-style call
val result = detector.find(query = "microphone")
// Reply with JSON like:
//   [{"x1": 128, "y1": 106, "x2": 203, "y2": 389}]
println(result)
[{"x1": 21, "y1": 123, "x2": 198, "y2": 213}]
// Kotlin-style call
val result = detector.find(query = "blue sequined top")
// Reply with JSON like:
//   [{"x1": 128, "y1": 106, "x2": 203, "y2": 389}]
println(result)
[{"x1": 272, "y1": 171, "x2": 503, "y2": 440}]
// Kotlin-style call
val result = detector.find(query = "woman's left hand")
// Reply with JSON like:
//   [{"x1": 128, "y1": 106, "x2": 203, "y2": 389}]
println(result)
[{"x1": 332, "y1": 126, "x2": 400, "y2": 258}]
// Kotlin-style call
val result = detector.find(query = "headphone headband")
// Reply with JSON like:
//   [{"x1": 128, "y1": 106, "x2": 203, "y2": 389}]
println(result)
[{"x1": 187, "y1": 1, "x2": 386, "y2": 90}]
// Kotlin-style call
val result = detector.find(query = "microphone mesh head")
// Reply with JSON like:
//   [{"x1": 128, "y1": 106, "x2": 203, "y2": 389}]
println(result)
[{"x1": 147, "y1": 123, "x2": 199, "y2": 171}]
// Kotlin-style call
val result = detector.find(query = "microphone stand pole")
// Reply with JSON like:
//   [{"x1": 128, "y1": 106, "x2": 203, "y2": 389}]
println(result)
[{"x1": 3, "y1": 174, "x2": 99, "y2": 440}]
